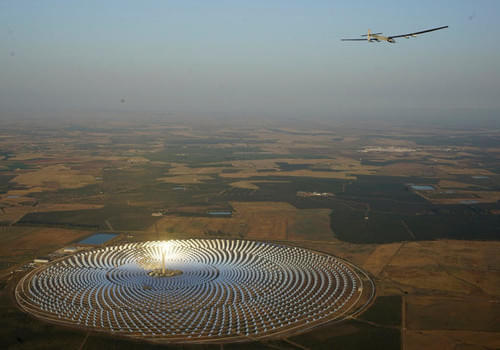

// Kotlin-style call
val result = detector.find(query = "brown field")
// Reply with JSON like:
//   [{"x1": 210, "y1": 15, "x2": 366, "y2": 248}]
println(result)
[
  {"x1": 0, "y1": 193, "x2": 36, "y2": 205},
  {"x1": 437, "y1": 165, "x2": 495, "y2": 176},
  {"x1": 34, "y1": 203, "x2": 104, "y2": 212},
  {"x1": 228, "y1": 180, "x2": 291, "y2": 190},
  {"x1": 157, "y1": 174, "x2": 214, "y2": 184},
  {"x1": 375, "y1": 159, "x2": 497, "y2": 180},
  {"x1": 12, "y1": 165, "x2": 98, "y2": 191},
  {"x1": 282, "y1": 239, "x2": 500, "y2": 350},
  {"x1": 0, "y1": 226, "x2": 91, "y2": 274},
  {"x1": 425, "y1": 190, "x2": 500, "y2": 205},
  {"x1": 362, "y1": 243, "x2": 403, "y2": 277},
  {"x1": 377, "y1": 241, "x2": 500, "y2": 297},
  {"x1": 0, "y1": 206, "x2": 35, "y2": 224},
  {"x1": 0, "y1": 199, "x2": 102, "y2": 225},
  {"x1": 406, "y1": 330, "x2": 500, "y2": 350},
  {"x1": 2, "y1": 187, "x2": 46, "y2": 198},
  {"x1": 149, "y1": 215, "x2": 242, "y2": 238},
  {"x1": 121, "y1": 200, "x2": 160, "y2": 207},
  {"x1": 166, "y1": 163, "x2": 229, "y2": 175},
  {"x1": 287, "y1": 208, "x2": 334, "y2": 241},
  {"x1": 370, "y1": 138, "x2": 417, "y2": 147},
  {"x1": 437, "y1": 180, "x2": 476, "y2": 189},
  {"x1": 406, "y1": 296, "x2": 500, "y2": 332},
  {"x1": 231, "y1": 201, "x2": 295, "y2": 240},
  {"x1": 229, "y1": 181, "x2": 260, "y2": 190},
  {"x1": 149, "y1": 201, "x2": 334, "y2": 241},
  {"x1": 222, "y1": 157, "x2": 377, "y2": 178},
  {"x1": 156, "y1": 157, "x2": 377, "y2": 182},
  {"x1": 220, "y1": 168, "x2": 358, "y2": 180},
  {"x1": 0, "y1": 227, "x2": 91, "y2": 257},
  {"x1": 376, "y1": 163, "x2": 442, "y2": 177},
  {"x1": 9, "y1": 152, "x2": 50, "y2": 161}
]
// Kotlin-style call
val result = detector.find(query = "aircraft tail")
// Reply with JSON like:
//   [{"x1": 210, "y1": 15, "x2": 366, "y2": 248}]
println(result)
[{"x1": 367, "y1": 29, "x2": 371, "y2": 41}]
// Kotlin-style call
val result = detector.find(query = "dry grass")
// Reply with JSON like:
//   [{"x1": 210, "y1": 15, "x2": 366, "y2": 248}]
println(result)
[
  {"x1": 424, "y1": 190, "x2": 500, "y2": 205},
  {"x1": 0, "y1": 206, "x2": 34, "y2": 224},
  {"x1": 437, "y1": 165, "x2": 495, "y2": 176},
  {"x1": 0, "y1": 226, "x2": 91, "y2": 273},
  {"x1": 288, "y1": 208, "x2": 334, "y2": 241},
  {"x1": 375, "y1": 158, "x2": 496, "y2": 179},
  {"x1": 157, "y1": 174, "x2": 214, "y2": 184},
  {"x1": 406, "y1": 296, "x2": 500, "y2": 332},
  {"x1": 362, "y1": 243, "x2": 403, "y2": 277},
  {"x1": 229, "y1": 181, "x2": 260, "y2": 190},
  {"x1": 231, "y1": 201, "x2": 295, "y2": 240},
  {"x1": 149, "y1": 216, "x2": 244, "y2": 237},
  {"x1": 148, "y1": 201, "x2": 334, "y2": 241},
  {"x1": 10, "y1": 152, "x2": 48, "y2": 160},
  {"x1": 378, "y1": 240, "x2": 500, "y2": 297},
  {"x1": 34, "y1": 203, "x2": 104, "y2": 212},
  {"x1": 12, "y1": 165, "x2": 97, "y2": 190},
  {"x1": 2, "y1": 188, "x2": 45, "y2": 198},
  {"x1": 370, "y1": 138, "x2": 417, "y2": 147},
  {"x1": 229, "y1": 180, "x2": 291, "y2": 190},
  {"x1": 0, "y1": 227, "x2": 90, "y2": 257},
  {"x1": 155, "y1": 157, "x2": 379, "y2": 182},
  {"x1": 156, "y1": 157, "x2": 378, "y2": 183},
  {"x1": 157, "y1": 162, "x2": 226, "y2": 183},
  {"x1": 228, "y1": 157, "x2": 375, "y2": 173},
  {"x1": 295, "y1": 239, "x2": 500, "y2": 349},
  {"x1": 125, "y1": 200, "x2": 163, "y2": 207},
  {"x1": 125, "y1": 156, "x2": 150, "y2": 164},
  {"x1": 167, "y1": 163, "x2": 228, "y2": 175},
  {"x1": 220, "y1": 169, "x2": 357, "y2": 180},
  {"x1": 376, "y1": 163, "x2": 441, "y2": 177},
  {"x1": 437, "y1": 180, "x2": 475, "y2": 189},
  {"x1": 406, "y1": 330, "x2": 500, "y2": 350}
]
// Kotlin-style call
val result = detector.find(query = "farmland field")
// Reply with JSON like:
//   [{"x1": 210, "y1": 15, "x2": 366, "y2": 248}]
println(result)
[{"x1": 1, "y1": 120, "x2": 500, "y2": 349}]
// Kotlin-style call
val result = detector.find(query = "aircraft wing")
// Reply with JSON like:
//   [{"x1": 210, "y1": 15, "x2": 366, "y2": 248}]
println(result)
[
  {"x1": 388, "y1": 25, "x2": 448, "y2": 39},
  {"x1": 361, "y1": 32, "x2": 382, "y2": 36}
]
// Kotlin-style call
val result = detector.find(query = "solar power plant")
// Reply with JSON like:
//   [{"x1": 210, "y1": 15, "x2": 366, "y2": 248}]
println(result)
[{"x1": 15, "y1": 239, "x2": 374, "y2": 343}]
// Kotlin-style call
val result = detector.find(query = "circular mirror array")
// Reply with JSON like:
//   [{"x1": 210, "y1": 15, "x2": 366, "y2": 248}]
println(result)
[{"x1": 16, "y1": 239, "x2": 373, "y2": 342}]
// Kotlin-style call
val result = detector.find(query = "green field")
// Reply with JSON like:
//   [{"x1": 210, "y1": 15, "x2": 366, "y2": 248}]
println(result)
[
  {"x1": 359, "y1": 296, "x2": 402, "y2": 326},
  {"x1": 289, "y1": 320, "x2": 400, "y2": 350}
]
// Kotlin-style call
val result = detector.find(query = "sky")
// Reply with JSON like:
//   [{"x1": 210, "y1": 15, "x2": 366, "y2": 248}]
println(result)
[{"x1": 1, "y1": 0, "x2": 499, "y2": 123}]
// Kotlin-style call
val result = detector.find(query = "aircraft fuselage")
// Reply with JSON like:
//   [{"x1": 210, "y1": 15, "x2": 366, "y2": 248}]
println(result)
[{"x1": 370, "y1": 34, "x2": 395, "y2": 43}]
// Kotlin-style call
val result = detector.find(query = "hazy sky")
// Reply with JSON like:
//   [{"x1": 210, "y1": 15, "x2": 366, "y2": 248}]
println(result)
[{"x1": 1, "y1": 1, "x2": 499, "y2": 121}]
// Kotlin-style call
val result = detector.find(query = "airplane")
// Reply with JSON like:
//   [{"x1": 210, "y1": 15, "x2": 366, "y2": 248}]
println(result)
[{"x1": 341, "y1": 25, "x2": 448, "y2": 44}]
